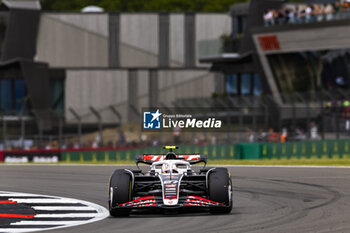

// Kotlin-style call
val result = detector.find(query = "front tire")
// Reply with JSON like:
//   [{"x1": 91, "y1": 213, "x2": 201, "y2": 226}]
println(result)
[
  {"x1": 109, "y1": 169, "x2": 132, "y2": 217},
  {"x1": 208, "y1": 168, "x2": 232, "y2": 214}
]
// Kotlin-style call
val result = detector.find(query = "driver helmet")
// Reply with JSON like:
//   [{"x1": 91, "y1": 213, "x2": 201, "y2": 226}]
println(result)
[
  {"x1": 162, "y1": 163, "x2": 178, "y2": 173},
  {"x1": 165, "y1": 152, "x2": 176, "y2": 160},
  {"x1": 162, "y1": 164, "x2": 170, "y2": 173}
]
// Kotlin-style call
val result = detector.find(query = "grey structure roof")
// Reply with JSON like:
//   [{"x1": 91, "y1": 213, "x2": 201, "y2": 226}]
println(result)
[{"x1": 1, "y1": 0, "x2": 40, "y2": 10}]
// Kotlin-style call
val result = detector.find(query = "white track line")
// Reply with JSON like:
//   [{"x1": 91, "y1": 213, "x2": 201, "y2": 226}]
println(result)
[
  {"x1": 11, "y1": 221, "x2": 84, "y2": 225},
  {"x1": 9, "y1": 198, "x2": 79, "y2": 204},
  {"x1": 0, "y1": 193, "x2": 45, "y2": 197},
  {"x1": 32, "y1": 206, "x2": 95, "y2": 211},
  {"x1": 0, "y1": 228, "x2": 43, "y2": 232},
  {"x1": 35, "y1": 213, "x2": 98, "y2": 218}
]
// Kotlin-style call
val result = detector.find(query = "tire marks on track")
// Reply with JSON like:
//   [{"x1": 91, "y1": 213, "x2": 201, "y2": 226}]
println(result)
[{"x1": 226, "y1": 177, "x2": 342, "y2": 233}]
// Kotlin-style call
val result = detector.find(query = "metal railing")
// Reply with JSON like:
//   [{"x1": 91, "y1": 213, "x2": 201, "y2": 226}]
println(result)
[{"x1": 1, "y1": 90, "x2": 350, "y2": 150}]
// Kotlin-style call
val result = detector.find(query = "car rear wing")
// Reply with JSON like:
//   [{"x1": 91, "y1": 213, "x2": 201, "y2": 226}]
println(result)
[{"x1": 135, "y1": 154, "x2": 207, "y2": 166}]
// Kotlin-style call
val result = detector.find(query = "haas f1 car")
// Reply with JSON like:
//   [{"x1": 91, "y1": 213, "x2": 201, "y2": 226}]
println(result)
[{"x1": 108, "y1": 146, "x2": 232, "y2": 216}]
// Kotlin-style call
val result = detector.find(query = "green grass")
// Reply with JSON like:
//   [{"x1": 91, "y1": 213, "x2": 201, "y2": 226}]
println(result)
[{"x1": 208, "y1": 158, "x2": 350, "y2": 166}]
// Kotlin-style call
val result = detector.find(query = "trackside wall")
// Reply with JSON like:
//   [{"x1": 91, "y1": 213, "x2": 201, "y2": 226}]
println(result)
[
  {"x1": 1, "y1": 140, "x2": 349, "y2": 163},
  {"x1": 59, "y1": 139, "x2": 350, "y2": 162}
]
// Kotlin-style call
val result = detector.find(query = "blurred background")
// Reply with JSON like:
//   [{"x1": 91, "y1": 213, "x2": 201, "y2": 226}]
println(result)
[{"x1": 1, "y1": 0, "x2": 350, "y2": 153}]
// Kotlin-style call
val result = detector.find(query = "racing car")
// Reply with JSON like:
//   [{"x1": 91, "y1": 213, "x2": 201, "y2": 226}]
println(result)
[{"x1": 108, "y1": 146, "x2": 232, "y2": 216}]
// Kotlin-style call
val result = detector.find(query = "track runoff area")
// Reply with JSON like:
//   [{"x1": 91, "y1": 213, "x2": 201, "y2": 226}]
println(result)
[{"x1": 0, "y1": 191, "x2": 108, "y2": 232}]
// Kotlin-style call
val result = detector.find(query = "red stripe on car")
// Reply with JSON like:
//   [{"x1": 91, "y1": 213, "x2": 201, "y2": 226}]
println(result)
[
  {"x1": 119, "y1": 196, "x2": 155, "y2": 206},
  {"x1": 187, "y1": 196, "x2": 223, "y2": 205}
]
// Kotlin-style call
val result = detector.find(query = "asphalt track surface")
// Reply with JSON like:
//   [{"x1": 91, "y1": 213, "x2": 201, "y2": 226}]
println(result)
[{"x1": 1, "y1": 165, "x2": 350, "y2": 233}]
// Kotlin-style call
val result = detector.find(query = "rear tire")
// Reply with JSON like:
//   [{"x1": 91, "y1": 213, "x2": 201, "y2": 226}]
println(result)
[
  {"x1": 208, "y1": 168, "x2": 232, "y2": 214},
  {"x1": 109, "y1": 169, "x2": 132, "y2": 217}
]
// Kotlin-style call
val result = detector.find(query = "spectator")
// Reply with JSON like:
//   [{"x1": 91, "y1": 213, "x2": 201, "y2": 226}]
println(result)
[
  {"x1": 264, "y1": 1, "x2": 347, "y2": 27},
  {"x1": 92, "y1": 141, "x2": 98, "y2": 149},
  {"x1": 280, "y1": 128, "x2": 288, "y2": 142},
  {"x1": 211, "y1": 136, "x2": 217, "y2": 145},
  {"x1": 298, "y1": 4, "x2": 307, "y2": 23},
  {"x1": 45, "y1": 143, "x2": 52, "y2": 150},
  {"x1": 152, "y1": 139, "x2": 159, "y2": 146},
  {"x1": 287, "y1": 8, "x2": 296, "y2": 23},
  {"x1": 74, "y1": 141, "x2": 80, "y2": 149},
  {"x1": 277, "y1": 8, "x2": 287, "y2": 25},
  {"x1": 309, "y1": 122, "x2": 319, "y2": 139},
  {"x1": 343, "y1": 100, "x2": 350, "y2": 132},
  {"x1": 173, "y1": 126, "x2": 181, "y2": 145},
  {"x1": 246, "y1": 129, "x2": 255, "y2": 142},
  {"x1": 257, "y1": 129, "x2": 267, "y2": 142},
  {"x1": 313, "y1": 4, "x2": 324, "y2": 22},
  {"x1": 268, "y1": 128, "x2": 279, "y2": 142},
  {"x1": 295, "y1": 128, "x2": 307, "y2": 141},
  {"x1": 324, "y1": 4, "x2": 335, "y2": 20},
  {"x1": 264, "y1": 10, "x2": 275, "y2": 26},
  {"x1": 305, "y1": 5, "x2": 313, "y2": 22}
]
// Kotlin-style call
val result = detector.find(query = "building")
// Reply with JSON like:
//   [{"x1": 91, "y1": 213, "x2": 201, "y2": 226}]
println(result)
[
  {"x1": 0, "y1": 0, "x2": 232, "y2": 148},
  {"x1": 201, "y1": 0, "x2": 350, "y2": 138}
]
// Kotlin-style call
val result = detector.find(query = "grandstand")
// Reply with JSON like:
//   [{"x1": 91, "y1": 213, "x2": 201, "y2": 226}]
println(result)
[{"x1": 201, "y1": 0, "x2": 350, "y2": 140}]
